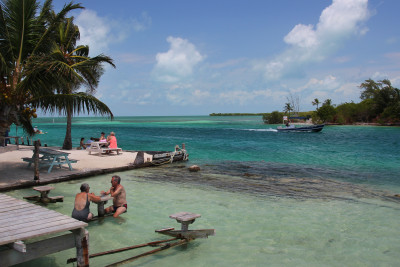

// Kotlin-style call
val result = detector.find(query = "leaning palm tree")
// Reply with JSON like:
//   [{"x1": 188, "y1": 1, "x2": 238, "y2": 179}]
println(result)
[
  {"x1": 283, "y1": 102, "x2": 293, "y2": 119},
  {"x1": 42, "y1": 17, "x2": 116, "y2": 149},
  {"x1": 0, "y1": 0, "x2": 83, "y2": 141},
  {"x1": 312, "y1": 98, "x2": 320, "y2": 110}
]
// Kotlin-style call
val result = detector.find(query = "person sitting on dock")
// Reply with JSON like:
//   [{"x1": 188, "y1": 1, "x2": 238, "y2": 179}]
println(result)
[
  {"x1": 101, "y1": 175, "x2": 127, "y2": 218},
  {"x1": 72, "y1": 183, "x2": 101, "y2": 222}
]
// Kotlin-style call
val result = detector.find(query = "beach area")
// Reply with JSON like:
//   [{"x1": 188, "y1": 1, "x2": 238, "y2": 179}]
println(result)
[
  {"x1": 1, "y1": 116, "x2": 400, "y2": 266},
  {"x1": 0, "y1": 145, "x2": 144, "y2": 191}
]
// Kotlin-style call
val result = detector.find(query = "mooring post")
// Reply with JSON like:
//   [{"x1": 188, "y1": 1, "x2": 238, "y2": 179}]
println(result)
[{"x1": 73, "y1": 228, "x2": 89, "y2": 267}]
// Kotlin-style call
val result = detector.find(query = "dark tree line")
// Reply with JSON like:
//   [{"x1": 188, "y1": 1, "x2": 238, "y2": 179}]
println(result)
[{"x1": 263, "y1": 79, "x2": 400, "y2": 125}]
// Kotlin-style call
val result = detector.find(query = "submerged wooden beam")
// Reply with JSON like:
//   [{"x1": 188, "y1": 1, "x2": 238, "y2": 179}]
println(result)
[
  {"x1": 105, "y1": 239, "x2": 190, "y2": 267},
  {"x1": 156, "y1": 229, "x2": 215, "y2": 239},
  {"x1": 66, "y1": 237, "x2": 178, "y2": 264}
]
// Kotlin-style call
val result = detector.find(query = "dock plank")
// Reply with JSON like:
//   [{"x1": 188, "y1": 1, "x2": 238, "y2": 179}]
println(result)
[
  {"x1": 0, "y1": 217, "x2": 77, "y2": 239},
  {"x1": 0, "y1": 222, "x2": 86, "y2": 245},
  {"x1": 0, "y1": 214, "x2": 70, "y2": 232},
  {"x1": 0, "y1": 193, "x2": 86, "y2": 246},
  {"x1": 0, "y1": 210, "x2": 62, "y2": 225}
]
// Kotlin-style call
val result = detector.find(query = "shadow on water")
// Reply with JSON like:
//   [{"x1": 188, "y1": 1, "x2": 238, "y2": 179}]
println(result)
[{"x1": 130, "y1": 161, "x2": 400, "y2": 207}]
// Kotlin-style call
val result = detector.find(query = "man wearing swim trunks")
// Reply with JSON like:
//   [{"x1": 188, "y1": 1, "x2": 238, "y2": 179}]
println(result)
[{"x1": 101, "y1": 175, "x2": 127, "y2": 218}]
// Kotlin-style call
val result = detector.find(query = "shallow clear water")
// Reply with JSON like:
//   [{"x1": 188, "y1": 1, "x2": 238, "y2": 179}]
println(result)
[{"x1": 6, "y1": 116, "x2": 400, "y2": 266}]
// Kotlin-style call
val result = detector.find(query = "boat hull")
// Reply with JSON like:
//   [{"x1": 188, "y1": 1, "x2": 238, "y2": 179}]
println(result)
[{"x1": 277, "y1": 124, "x2": 325, "y2": 132}]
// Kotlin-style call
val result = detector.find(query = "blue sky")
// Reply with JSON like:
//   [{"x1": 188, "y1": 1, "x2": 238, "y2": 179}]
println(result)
[{"x1": 52, "y1": 0, "x2": 400, "y2": 116}]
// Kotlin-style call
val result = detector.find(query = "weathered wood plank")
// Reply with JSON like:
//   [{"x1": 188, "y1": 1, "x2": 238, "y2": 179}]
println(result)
[
  {"x1": 0, "y1": 206, "x2": 60, "y2": 220},
  {"x1": 0, "y1": 202, "x2": 48, "y2": 214},
  {"x1": 0, "y1": 213, "x2": 71, "y2": 232},
  {"x1": 0, "y1": 194, "x2": 86, "y2": 246},
  {"x1": 0, "y1": 201, "x2": 33, "y2": 211},
  {"x1": 0, "y1": 217, "x2": 80, "y2": 239},
  {"x1": 0, "y1": 209, "x2": 61, "y2": 224},
  {"x1": 0, "y1": 221, "x2": 86, "y2": 245}
]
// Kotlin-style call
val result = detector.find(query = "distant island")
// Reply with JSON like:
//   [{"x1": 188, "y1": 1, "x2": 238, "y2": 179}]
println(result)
[{"x1": 209, "y1": 113, "x2": 266, "y2": 116}]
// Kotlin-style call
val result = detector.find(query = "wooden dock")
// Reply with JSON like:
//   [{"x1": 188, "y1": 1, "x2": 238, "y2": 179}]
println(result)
[{"x1": 0, "y1": 193, "x2": 89, "y2": 266}]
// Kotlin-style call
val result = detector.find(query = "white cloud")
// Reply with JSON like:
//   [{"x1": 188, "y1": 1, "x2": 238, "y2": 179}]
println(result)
[
  {"x1": 260, "y1": 0, "x2": 370, "y2": 80},
  {"x1": 154, "y1": 37, "x2": 204, "y2": 83},
  {"x1": 76, "y1": 10, "x2": 151, "y2": 56},
  {"x1": 76, "y1": 10, "x2": 112, "y2": 55},
  {"x1": 131, "y1": 12, "x2": 152, "y2": 31}
]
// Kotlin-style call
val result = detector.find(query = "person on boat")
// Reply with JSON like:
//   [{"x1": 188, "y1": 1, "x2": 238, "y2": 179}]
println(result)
[
  {"x1": 101, "y1": 175, "x2": 127, "y2": 218},
  {"x1": 72, "y1": 183, "x2": 101, "y2": 222}
]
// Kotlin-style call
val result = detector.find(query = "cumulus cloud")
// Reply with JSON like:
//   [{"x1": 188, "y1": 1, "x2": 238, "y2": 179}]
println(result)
[
  {"x1": 259, "y1": 0, "x2": 370, "y2": 80},
  {"x1": 76, "y1": 10, "x2": 151, "y2": 56},
  {"x1": 131, "y1": 12, "x2": 152, "y2": 31},
  {"x1": 154, "y1": 37, "x2": 204, "y2": 83}
]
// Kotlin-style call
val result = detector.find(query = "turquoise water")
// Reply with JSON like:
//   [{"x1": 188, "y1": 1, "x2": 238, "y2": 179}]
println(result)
[{"x1": 6, "y1": 116, "x2": 400, "y2": 266}]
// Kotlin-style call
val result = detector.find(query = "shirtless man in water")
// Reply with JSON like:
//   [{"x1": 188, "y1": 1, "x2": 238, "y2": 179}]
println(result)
[{"x1": 101, "y1": 175, "x2": 127, "y2": 218}]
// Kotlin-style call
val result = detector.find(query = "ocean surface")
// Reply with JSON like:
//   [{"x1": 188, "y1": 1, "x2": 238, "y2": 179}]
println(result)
[{"x1": 6, "y1": 116, "x2": 400, "y2": 266}]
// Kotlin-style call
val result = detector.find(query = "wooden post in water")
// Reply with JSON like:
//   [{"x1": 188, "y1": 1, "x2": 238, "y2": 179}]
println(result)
[
  {"x1": 73, "y1": 228, "x2": 90, "y2": 267},
  {"x1": 33, "y1": 141, "x2": 40, "y2": 181}
]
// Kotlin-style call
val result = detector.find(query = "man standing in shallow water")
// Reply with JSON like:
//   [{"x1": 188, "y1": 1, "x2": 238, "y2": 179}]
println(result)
[{"x1": 101, "y1": 175, "x2": 127, "y2": 218}]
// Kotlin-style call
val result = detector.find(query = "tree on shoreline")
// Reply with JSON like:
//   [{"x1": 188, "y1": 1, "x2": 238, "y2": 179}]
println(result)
[
  {"x1": 312, "y1": 98, "x2": 320, "y2": 110},
  {"x1": 47, "y1": 17, "x2": 115, "y2": 150},
  {"x1": 0, "y1": 0, "x2": 115, "y2": 148}
]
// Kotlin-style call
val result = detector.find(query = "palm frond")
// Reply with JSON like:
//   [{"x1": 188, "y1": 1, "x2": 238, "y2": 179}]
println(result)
[{"x1": 29, "y1": 92, "x2": 114, "y2": 119}]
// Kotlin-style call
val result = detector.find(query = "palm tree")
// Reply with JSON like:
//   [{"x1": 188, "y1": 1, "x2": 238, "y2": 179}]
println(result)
[
  {"x1": 312, "y1": 98, "x2": 320, "y2": 110},
  {"x1": 45, "y1": 17, "x2": 116, "y2": 149},
  {"x1": 0, "y1": 0, "x2": 83, "y2": 141},
  {"x1": 283, "y1": 102, "x2": 293, "y2": 119},
  {"x1": 0, "y1": 0, "x2": 115, "y2": 149}
]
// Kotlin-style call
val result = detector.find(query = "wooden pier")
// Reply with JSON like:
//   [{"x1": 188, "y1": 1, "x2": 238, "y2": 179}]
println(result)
[{"x1": 0, "y1": 193, "x2": 89, "y2": 267}]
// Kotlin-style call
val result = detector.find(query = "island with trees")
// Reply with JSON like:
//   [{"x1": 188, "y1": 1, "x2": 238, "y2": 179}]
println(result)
[{"x1": 211, "y1": 79, "x2": 400, "y2": 126}]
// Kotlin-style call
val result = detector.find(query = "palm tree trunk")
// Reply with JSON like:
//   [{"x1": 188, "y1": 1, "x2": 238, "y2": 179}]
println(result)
[
  {"x1": 34, "y1": 140, "x2": 40, "y2": 181},
  {"x1": 62, "y1": 107, "x2": 73, "y2": 150}
]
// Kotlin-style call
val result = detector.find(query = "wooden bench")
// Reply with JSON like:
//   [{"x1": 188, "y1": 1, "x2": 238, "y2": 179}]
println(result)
[
  {"x1": 22, "y1": 157, "x2": 78, "y2": 169},
  {"x1": 23, "y1": 185, "x2": 64, "y2": 203}
]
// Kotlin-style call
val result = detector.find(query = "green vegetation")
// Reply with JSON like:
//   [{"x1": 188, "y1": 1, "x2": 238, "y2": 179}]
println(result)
[
  {"x1": 210, "y1": 113, "x2": 266, "y2": 116},
  {"x1": 262, "y1": 79, "x2": 400, "y2": 125},
  {"x1": 0, "y1": 0, "x2": 115, "y2": 149}
]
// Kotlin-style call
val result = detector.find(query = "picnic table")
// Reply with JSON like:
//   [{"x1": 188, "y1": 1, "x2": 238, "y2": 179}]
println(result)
[
  {"x1": 23, "y1": 185, "x2": 64, "y2": 203},
  {"x1": 87, "y1": 141, "x2": 122, "y2": 155},
  {"x1": 22, "y1": 148, "x2": 78, "y2": 173},
  {"x1": 94, "y1": 195, "x2": 113, "y2": 217}
]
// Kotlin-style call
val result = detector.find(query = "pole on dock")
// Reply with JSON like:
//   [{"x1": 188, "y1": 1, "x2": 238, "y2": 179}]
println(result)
[{"x1": 33, "y1": 140, "x2": 40, "y2": 181}]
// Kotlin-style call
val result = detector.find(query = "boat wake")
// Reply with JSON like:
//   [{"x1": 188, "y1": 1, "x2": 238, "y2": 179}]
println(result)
[{"x1": 243, "y1": 128, "x2": 277, "y2": 132}]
